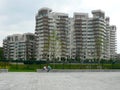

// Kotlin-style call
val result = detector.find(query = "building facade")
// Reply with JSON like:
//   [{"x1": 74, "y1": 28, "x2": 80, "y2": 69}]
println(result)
[
  {"x1": 68, "y1": 10, "x2": 117, "y2": 60},
  {"x1": 3, "y1": 8, "x2": 117, "y2": 61},
  {"x1": 35, "y1": 8, "x2": 68, "y2": 61},
  {"x1": 3, "y1": 33, "x2": 35, "y2": 60},
  {"x1": 110, "y1": 25, "x2": 117, "y2": 59}
]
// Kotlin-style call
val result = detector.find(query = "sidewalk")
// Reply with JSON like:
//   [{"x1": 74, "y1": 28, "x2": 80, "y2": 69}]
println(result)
[{"x1": 0, "y1": 72, "x2": 120, "y2": 90}]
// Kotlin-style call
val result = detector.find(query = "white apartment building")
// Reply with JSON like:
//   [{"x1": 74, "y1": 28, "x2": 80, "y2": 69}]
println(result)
[
  {"x1": 68, "y1": 10, "x2": 106, "y2": 60},
  {"x1": 68, "y1": 10, "x2": 116, "y2": 60},
  {"x1": 35, "y1": 8, "x2": 117, "y2": 61},
  {"x1": 3, "y1": 33, "x2": 35, "y2": 60},
  {"x1": 3, "y1": 8, "x2": 116, "y2": 61},
  {"x1": 104, "y1": 17, "x2": 117, "y2": 60},
  {"x1": 105, "y1": 17, "x2": 111, "y2": 59},
  {"x1": 35, "y1": 7, "x2": 68, "y2": 61},
  {"x1": 110, "y1": 25, "x2": 117, "y2": 59}
]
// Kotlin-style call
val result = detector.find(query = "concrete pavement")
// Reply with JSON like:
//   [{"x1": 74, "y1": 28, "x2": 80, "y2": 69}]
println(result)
[{"x1": 0, "y1": 72, "x2": 120, "y2": 90}]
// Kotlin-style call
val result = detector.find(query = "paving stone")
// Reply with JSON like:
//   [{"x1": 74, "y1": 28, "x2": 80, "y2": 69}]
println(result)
[{"x1": 0, "y1": 72, "x2": 120, "y2": 90}]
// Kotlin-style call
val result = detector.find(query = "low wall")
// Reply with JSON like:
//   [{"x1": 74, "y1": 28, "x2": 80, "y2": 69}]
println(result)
[
  {"x1": 0, "y1": 69, "x2": 8, "y2": 72},
  {"x1": 36, "y1": 69, "x2": 120, "y2": 72}
]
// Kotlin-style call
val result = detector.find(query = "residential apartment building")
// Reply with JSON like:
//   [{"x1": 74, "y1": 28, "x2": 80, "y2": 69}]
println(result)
[
  {"x1": 105, "y1": 17, "x2": 117, "y2": 59},
  {"x1": 68, "y1": 10, "x2": 117, "y2": 60},
  {"x1": 35, "y1": 8, "x2": 68, "y2": 61},
  {"x1": 3, "y1": 33, "x2": 35, "y2": 60},
  {"x1": 35, "y1": 8, "x2": 117, "y2": 61},
  {"x1": 3, "y1": 8, "x2": 116, "y2": 61},
  {"x1": 110, "y1": 25, "x2": 117, "y2": 59},
  {"x1": 105, "y1": 17, "x2": 111, "y2": 59},
  {"x1": 115, "y1": 54, "x2": 120, "y2": 60}
]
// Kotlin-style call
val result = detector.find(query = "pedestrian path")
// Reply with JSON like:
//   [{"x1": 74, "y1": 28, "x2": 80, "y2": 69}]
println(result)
[{"x1": 0, "y1": 72, "x2": 120, "y2": 90}]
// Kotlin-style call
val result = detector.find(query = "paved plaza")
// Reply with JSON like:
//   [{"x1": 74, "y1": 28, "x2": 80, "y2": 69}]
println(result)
[{"x1": 0, "y1": 72, "x2": 120, "y2": 90}]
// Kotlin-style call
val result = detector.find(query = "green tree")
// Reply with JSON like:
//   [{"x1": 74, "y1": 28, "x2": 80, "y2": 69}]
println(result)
[
  {"x1": 0, "y1": 47, "x2": 4, "y2": 60},
  {"x1": 47, "y1": 29, "x2": 62, "y2": 61}
]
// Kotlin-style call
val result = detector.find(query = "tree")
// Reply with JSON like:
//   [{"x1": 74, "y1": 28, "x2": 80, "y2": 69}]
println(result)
[
  {"x1": 48, "y1": 29, "x2": 62, "y2": 61},
  {"x1": 0, "y1": 47, "x2": 4, "y2": 60}
]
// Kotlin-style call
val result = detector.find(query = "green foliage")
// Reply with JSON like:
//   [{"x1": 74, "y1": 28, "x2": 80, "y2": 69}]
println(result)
[
  {"x1": 0, "y1": 47, "x2": 4, "y2": 60},
  {"x1": 1, "y1": 58, "x2": 120, "y2": 71},
  {"x1": 0, "y1": 62, "x2": 120, "y2": 72}
]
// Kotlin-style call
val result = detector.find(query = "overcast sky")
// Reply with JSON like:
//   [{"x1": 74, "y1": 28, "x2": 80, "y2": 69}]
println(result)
[{"x1": 0, "y1": 0, "x2": 120, "y2": 53}]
